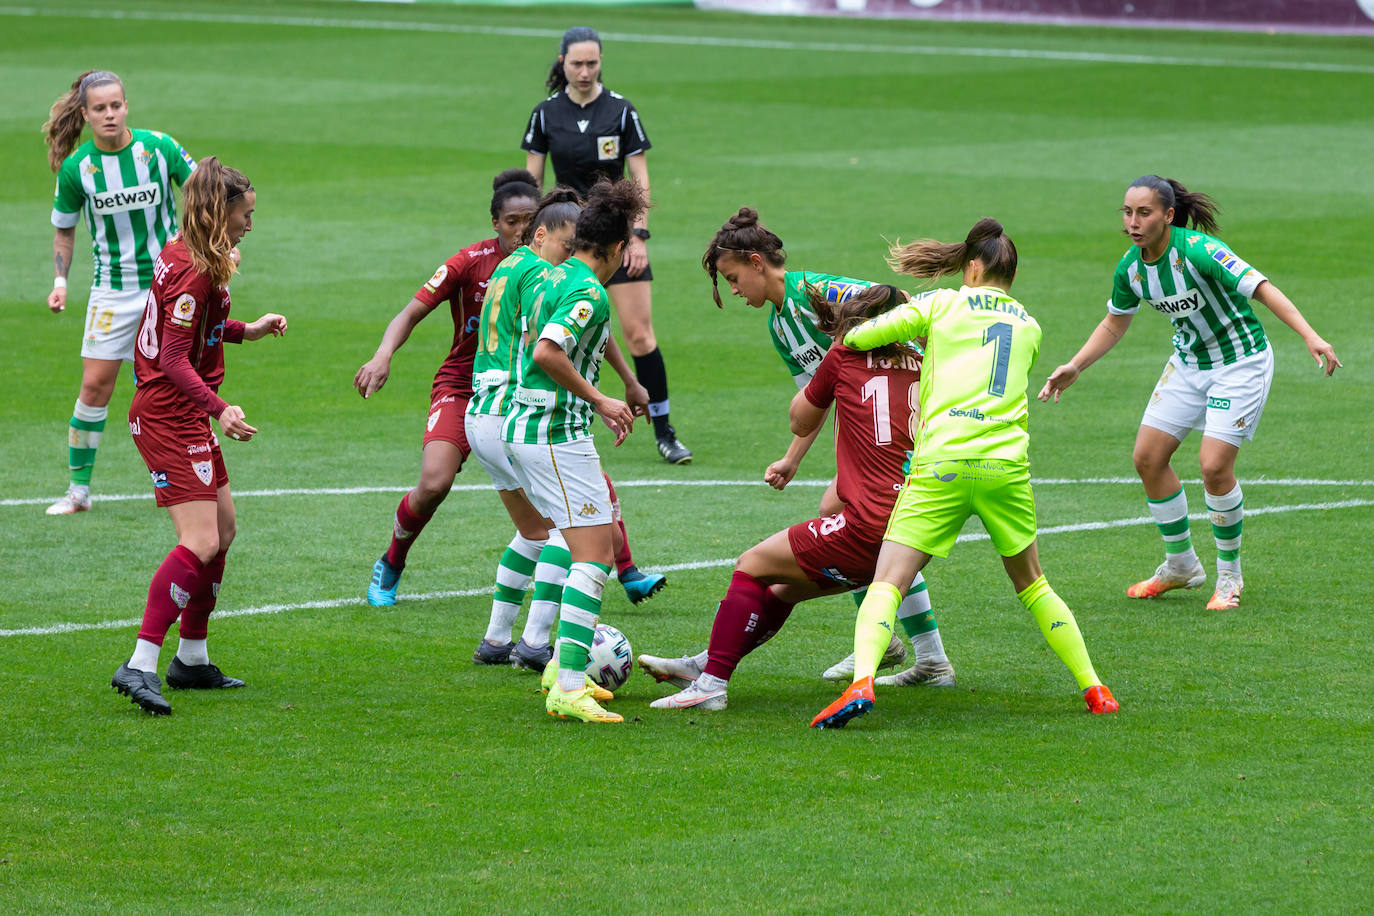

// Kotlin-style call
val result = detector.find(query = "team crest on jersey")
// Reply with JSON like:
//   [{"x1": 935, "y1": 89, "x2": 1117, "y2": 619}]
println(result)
[
  {"x1": 171, "y1": 293, "x2": 197, "y2": 327},
  {"x1": 192, "y1": 461, "x2": 214, "y2": 486},
  {"x1": 137, "y1": 147, "x2": 154, "y2": 166},
  {"x1": 424, "y1": 265, "x2": 448, "y2": 293},
  {"x1": 597, "y1": 136, "x2": 619, "y2": 161},
  {"x1": 427, "y1": 409, "x2": 441, "y2": 432},
  {"x1": 571, "y1": 302, "x2": 594, "y2": 327}
]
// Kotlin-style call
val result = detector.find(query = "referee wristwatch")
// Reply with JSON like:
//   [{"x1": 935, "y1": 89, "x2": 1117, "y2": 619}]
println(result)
[{"x1": 631, "y1": 227, "x2": 651, "y2": 241}]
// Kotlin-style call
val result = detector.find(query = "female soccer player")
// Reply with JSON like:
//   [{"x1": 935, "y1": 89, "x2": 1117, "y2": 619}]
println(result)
[
  {"x1": 355, "y1": 170, "x2": 539, "y2": 606},
  {"x1": 521, "y1": 26, "x2": 690, "y2": 465},
  {"x1": 502, "y1": 178, "x2": 646, "y2": 724},
  {"x1": 43, "y1": 70, "x2": 196, "y2": 515},
  {"x1": 813, "y1": 218, "x2": 1119, "y2": 729},
  {"x1": 111, "y1": 158, "x2": 285, "y2": 715},
  {"x1": 701, "y1": 207, "x2": 944, "y2": 683},
  {"x1": 641, "y1": 284, "x2": 954, "y2": 712},
  {"x1": 1039, "y1": 176, "x2": 1341, "y2": 611},
  {"x1": 467, "y1": 188, "x2": 661, "y2": 669}
]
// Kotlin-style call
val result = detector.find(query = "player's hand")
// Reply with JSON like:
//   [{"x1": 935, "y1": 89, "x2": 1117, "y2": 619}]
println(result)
[
  {"x1": 218, "y1": 405, "x2": 258, "y2": 442},
  {"x1": 623, "y1": 378, "x2": 650, "y2": 417},
  {"x1": 1038, "y1": 363, "x2": 1080, "y2": 403},
  {"x1": 623, "y1": 236, "x2": 648, "y2": 279},
  {"x1": 764, "y1": 457, "x2": 798, "y2": 491},
  {"x1": 594, "y1": 395, "x2": 635, "y2": 447},
  {"x1": 1305, "y1": 334, "x2": 1342, "y2": 376},
  {"x1": 48, "y1": 286, "x2": 67, "y2": 313},
  {"x1": 246, "y1": 313, "x2": 287, "y2": 340},
  {"x1": 354, "y1": 356, "x2": 391, "y2": 399}
]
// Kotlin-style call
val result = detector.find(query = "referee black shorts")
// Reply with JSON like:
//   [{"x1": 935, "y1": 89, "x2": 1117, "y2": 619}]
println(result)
[{"x1": 607, "y1": 259, "x2": 653, "y2": 287}]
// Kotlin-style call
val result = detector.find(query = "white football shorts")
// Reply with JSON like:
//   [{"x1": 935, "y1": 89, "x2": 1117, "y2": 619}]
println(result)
[
  {"x1": 81, "y1": 286, "x2": 148, "y2": 361},
  {"x1": 1140, "y1": 347, "x2": 1273, "y2": 447},
  {"x1": 505, "y1": 438, "x2": 612, "y2": 530},
  {"x1": 466, "y1": 410, "x2": 526, "y2": 492}
]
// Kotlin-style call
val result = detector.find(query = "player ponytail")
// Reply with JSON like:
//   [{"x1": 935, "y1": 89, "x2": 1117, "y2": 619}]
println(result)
[
  {"x1": 491, "y1": 169, "x2": 539, "y2": 218},
  {"x1": 701, "y1": 207, "x2": 787, "y2": 308},
  {"x1": 572, "y1": 178, "x2": 647, "y2": 263},
  {"x1": 888, "y1": 217, "x2": 1017, "y2": 288},
  {"x1": 181, "y1": 156, "x2": 252, "y2": 289},
  {"x1": 808, "y1": 283, "x2": 915, "y2": 363},
  {"x1": 1128, "y1": 175, "x2": 1221, "y2": 235},
  {"x1": 546, "y1": 26, "x2": 602, "y2": 94},
  {"x1": 524, "y1": 186, "x2": 582, "y2": 245},
  {"x1": 43, "y1": 70, "x2": 123, "y2": 172}
]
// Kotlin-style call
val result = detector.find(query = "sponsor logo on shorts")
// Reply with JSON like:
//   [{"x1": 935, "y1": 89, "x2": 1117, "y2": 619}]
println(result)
[
  {"x1": 1050, "y1": 620, "x2": 1065, "y2": 630},
  {"x1": 151, "y1": 470, "x2": 168, "y2": 488},
  {"x1": 129, "y1": 417, "x2": 142, "y2": 436},
  {"x1": 597, "y1": 136, "x2": 620, "y2": 161},
  {"x1": 1234, "y1": 417, "x2": 1247, "y2": 429},
  {"x1": 170, "y1": 583, "x2": 191, "y2": 609},
  {"x1": 1207, "y1": 396, "x2": 1231, "y2": 409},
  {"x1": 192, "y1": 461, "x2": 214, "y2": 486},
  {"x1": 186, "y1": 443, "x2": 212, "y2": 456},
  {"x1": 578, "y1": 502, "x2": 599, "y2": 517},
  {"x1": 819, "y1": 566, "x2": 859, "y2": 588},
  {"x1": 90, "y1": 181, "x2": 162, "y2": 215}
]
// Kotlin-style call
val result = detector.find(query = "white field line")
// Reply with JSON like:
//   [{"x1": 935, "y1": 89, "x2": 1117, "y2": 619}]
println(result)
[
  {"x1": 4, "y1": 476, "x2": 1373, "y2": 508},
  {"x1": 3, "y1": 497, "x2": 1371, "y2": 639},
  {"x1": 3, "y1": 6, "x2": 1372, "y2": 74}
]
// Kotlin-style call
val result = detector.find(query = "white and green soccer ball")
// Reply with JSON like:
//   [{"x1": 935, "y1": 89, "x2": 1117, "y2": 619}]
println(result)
[{"x1": 586, "y1": 623, "x2": 633, "y2": 691}]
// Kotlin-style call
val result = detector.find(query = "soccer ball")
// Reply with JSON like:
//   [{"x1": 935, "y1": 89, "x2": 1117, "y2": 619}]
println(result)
[{"x1": 585, "y1": 623, "x2": 633, "y2": 691}]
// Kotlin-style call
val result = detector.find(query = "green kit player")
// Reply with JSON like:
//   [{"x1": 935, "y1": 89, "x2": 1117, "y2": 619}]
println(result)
[
  {"x1": 701, "y1": 207, "x2": 951, "y2": 687},
  {"x1": 42, "y1": 70, "x2": 196, "y2": 515},
  {"x1": 1039, "y1": 176, "x2": 1341, "y2": 611},
  {"x1": 502, "y1": 178, "x2": 647, "y2": 724},
  {"x1": 813, "y1": 218, "x2": 1119, "y2": 729}
]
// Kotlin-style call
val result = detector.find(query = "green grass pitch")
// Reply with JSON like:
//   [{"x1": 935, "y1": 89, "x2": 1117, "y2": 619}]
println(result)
[{"x1": 1, "y1": 1, "x2": 1372, "y2": 911}]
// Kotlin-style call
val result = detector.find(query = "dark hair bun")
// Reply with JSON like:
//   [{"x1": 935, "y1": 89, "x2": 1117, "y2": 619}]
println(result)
[
  {"x1": 494, "y1": 168, "x2": 539, "y2": 191},
  {"x1": 727, "y1": 207, "x2": 759, "y2": 230},
  {"x1": 965, "y1": 217, "x2": 1004, "y2": 246},
  {"x1": 541, "y1": 186, "x2": 582, "y2": 207}
]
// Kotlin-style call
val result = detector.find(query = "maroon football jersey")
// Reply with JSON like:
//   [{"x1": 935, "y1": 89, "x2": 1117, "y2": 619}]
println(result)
[
  {"x1": 414, "y1": 237, "x2": 505, "y2": 396},
  {"x1": 133, "y1": 238, "x2": 243, "y2": 418},
  {"x1": 803, "y1": 344, "x2": 921, "y2": 538}
]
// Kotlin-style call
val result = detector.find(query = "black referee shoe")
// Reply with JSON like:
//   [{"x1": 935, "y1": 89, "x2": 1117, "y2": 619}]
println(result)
[
  {"x1": 111, "y1": 664, "x2": 172, "y2": 715},
  {"x1": 166, "y1": 656, "x2": 246, "y2": 690},
  {"x1": 656, "y1": 426, "x2": 692, "y2": 465}
]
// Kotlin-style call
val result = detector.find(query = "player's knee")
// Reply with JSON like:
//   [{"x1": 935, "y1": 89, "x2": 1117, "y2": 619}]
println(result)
[
  {"x1": 1132, "y1": 446, "x2": 1166, "y2": 479},
  {"x1": 183, "y1": 533, "x2": 221, "y2": 565},
  {"x1": 1199, "y1": 460, "x2": 1235, "y2": 493},
  {"x1": 623, "y1": 326, "x2": 657, "y2": 355}
]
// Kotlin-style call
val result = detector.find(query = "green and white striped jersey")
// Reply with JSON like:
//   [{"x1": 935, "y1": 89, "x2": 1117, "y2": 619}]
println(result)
[
  {"x1": 468, "y1": 246, "x2": 553, "y2": 417},
  {"x1": 501, "y1": 256, "x2": 611, "y2": 445},
  {"x1": 1110, "y1": 226, "x2": 1269, "y2": 369},
  {"x1": 51, "y1": 128, "x2": 196, "y2": 291},
  {"x1": 773, "y1": 271, "x2": 878, "y2": 386}
]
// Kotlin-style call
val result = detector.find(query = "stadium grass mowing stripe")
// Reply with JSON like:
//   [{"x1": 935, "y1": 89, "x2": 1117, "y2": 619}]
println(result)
[
  {"x1": 3, "y1": 476, "x2": 1372, "y2": 507},
  {"x1": 6, "y1": 497, "x2": 1369, "y2": 639},
  {"x1": 4, "y1": 5, "x2": 1374, "y2": 74}
]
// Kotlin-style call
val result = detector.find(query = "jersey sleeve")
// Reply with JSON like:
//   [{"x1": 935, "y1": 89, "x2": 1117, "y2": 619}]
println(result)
[
  {"x1": 51, "y1": 159, "x2": 85, "y2": 229},
  {"x1": 153, "y1": 131, "x2": 196, "y2": 185},
  {"x1": 539, "y1": 285, "x2": 609, "y2": 353},
  {"x1": 622, "y1": 100, "x2": 651, "y2": 157},
  {"x1": 414, "y1": 255, "x2": 463, "y2": 307},
  {"x1": 520, "y1": 103, "x2": 548, "y2": 154},
  {"x1": 844, "y1": 290, "x2": 937, "y2": 350},
  {"x1": 802, "y1": 346, "x2": 843, "y2": 410},
  {"x1": 1188, "y1": 237, "x2": 1268, "y2": 299},
  {"x1": 1108, "y1": 255, "x2": 1142, "y2": 315},
  {"x1": 157, "y1": 268, "x2": 228, "y2": 416}
]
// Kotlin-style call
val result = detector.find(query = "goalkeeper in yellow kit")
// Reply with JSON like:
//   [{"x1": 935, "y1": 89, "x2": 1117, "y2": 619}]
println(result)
[{"x1": 812, "y1": 218, "x2": 1119, "y2": 728}]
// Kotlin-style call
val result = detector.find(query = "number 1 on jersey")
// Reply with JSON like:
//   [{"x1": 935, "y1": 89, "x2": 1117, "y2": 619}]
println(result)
[{"x1": 982, "y1": 321, "x2": 1013, "y2": 397}]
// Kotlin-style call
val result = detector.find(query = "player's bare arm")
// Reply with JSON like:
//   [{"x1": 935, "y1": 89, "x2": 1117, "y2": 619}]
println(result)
[
  {"x1": 48, "y1": 226, "x2": 75, "y2": 313},
  {"x1": 1252, "y1": 282, "x2": 1342, "y2": 376}
]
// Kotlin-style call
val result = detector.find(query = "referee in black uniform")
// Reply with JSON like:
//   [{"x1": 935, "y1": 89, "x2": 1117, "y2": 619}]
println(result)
[{"x1": 521, "y1": 26, "x2": 691, "y2": 465}]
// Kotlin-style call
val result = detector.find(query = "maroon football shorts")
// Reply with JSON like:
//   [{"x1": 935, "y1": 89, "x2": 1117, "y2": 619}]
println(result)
[
  {"x1": 786, "y1": 512, "x2": 883, "y2": 590},
  {"x1": 129, "y1": 410, "x2": 228, "y2": 507},
  {"x1": 423, "y1": 388, "x2": 472, "y2": 456}
]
